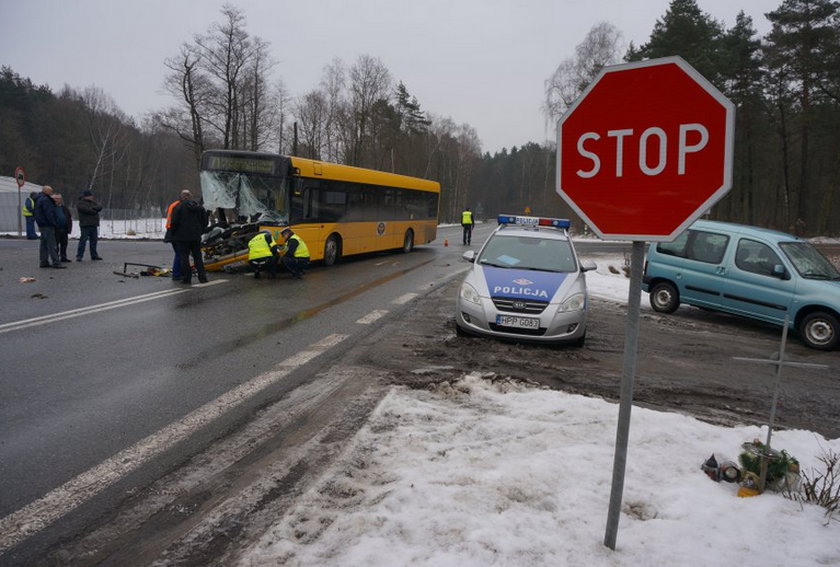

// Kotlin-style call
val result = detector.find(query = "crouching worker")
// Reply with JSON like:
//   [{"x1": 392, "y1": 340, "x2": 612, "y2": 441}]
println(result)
[
  {"x1": 248, "y1": 230, "x2": 282, "y2": 279},
  {"x1": 280, "y1": 227, "x2": 309, "y2": 279}
]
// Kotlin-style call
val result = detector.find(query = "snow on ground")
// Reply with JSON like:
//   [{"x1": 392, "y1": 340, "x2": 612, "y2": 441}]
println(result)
[
  {"x1": 241, "y1": 374, "x2": 839, "y2": 566},
  {"x1": 586, "y1": 258, "x2": 634, "y2": 304}
]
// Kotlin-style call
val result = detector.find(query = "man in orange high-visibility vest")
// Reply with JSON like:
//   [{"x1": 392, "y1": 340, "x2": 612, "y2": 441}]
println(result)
[{"x1": 164, "y1": 196, "x2": 183, "y2": 279}]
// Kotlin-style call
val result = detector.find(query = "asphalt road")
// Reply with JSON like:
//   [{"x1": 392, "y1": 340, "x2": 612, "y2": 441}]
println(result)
[{"x1": 0, "y1": 231, "x2": 444, "y2": 544}]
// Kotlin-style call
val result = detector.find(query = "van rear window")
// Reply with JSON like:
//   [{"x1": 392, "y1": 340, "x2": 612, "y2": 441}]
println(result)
[{"x1": 656, "y1": 230, "x2": 729, "y2": 264}]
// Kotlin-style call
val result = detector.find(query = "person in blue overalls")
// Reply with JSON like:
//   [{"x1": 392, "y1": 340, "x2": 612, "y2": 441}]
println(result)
[{"x1": 22, "y1": 191, "x2": 39, "y2": 239}]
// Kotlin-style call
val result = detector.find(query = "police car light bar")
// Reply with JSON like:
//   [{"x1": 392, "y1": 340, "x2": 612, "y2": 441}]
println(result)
[{"x1": 497, "y1": 214, "x2": 571, "y2": 228}]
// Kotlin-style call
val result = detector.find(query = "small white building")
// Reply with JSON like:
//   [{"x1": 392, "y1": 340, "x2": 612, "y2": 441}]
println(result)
[{"x1": 0, "y1": 175, "x2": 42, "y2": 234}]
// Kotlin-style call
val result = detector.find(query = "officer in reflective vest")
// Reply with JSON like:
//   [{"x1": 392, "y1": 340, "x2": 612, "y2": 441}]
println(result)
[
  {"x1": 248, "y1": 230, "x2": 282, "y2": 279},
  {"x1": 280, "y1": 227, "x2": 310, "y2": 279},
  {"x1": 461, "y1": 207, "x2": 474, "y2": 245},
  {"x1": 164, "y1": 198, "x2": 182, "y2": 279},
  {"x1": 22, "y1": 191, "x2": 38, "y2": 239}
]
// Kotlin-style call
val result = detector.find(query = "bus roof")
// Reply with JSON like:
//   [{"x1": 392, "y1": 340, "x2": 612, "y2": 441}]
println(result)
[{"x1": 289, "y1": 156, "x2": 440, "y2": 193}]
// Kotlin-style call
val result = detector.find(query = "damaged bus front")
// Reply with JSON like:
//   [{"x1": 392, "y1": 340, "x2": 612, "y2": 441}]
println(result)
[{"x1": 199, "y1": 150, "x2": 292, "y2": 272}]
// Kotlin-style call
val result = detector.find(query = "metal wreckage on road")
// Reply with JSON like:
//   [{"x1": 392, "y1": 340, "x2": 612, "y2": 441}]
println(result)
[{"x1": 196, "y1": 150, "x2": 441, "y2": 273}]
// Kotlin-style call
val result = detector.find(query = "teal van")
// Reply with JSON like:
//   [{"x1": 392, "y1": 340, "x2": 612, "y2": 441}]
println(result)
[{"x1": 642, "y1": 220, "x2": 840, "y2": 350}]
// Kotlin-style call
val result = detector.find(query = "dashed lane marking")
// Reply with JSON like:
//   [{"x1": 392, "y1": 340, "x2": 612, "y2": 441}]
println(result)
[
  {"x1": 0, "y1": 333, "x2": 348, "y2": 555},
  {"x1": 356, "y1": 310, "x2": 389, "y2": 324},
  {"x1": 392, "y1": 293, "x2": 417, "y2": 305}
]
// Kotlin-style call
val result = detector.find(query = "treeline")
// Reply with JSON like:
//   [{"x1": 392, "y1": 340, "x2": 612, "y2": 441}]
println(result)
[
  {"x1": 2, "y1": 0, "x2": 839, "y2": 234},
  {"x1": 0, "y1": 68, "x2": 195, "y2": 211}
]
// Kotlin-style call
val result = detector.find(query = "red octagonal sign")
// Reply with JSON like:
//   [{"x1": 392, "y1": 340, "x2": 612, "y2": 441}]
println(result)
[{"x1": 556, "y1": 56, "x2": 734, "y2": 241}]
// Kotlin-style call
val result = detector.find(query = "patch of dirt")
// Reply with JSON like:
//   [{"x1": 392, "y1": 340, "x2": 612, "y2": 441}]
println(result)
[{"x1": 366, "y1": 278, "x2": 840, "y2": 439}]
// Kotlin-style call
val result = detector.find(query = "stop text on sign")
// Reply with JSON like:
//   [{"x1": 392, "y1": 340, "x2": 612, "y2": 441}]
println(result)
[{"x1": 576, "y1": 123, "x2": 708, "y2": 178}]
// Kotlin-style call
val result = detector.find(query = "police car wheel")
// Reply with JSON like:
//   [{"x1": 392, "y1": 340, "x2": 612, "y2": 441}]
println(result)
[
  {"x1": 569, "y1": 332, "x2": 586, "y2": 348},
  {"x1": 799, "y1": 311, "x2": 839, "y2": 350},
  {"x1": 650, "y1": 281, "x2": 679, "y2": 314},
  {"x1": 454, "y1": 321, "x2": 469, "y2": 337}
]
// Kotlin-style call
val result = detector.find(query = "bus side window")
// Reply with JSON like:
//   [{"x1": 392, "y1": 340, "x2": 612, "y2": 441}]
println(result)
[
  {"x1": 302, "y1": 181, "x2": 321, "y2": 220},
  {"x1": 322, "y1": 189, "x2": 347, "y2": 222},
  {"x1": 379, "y1": 189, "x2": 400, "y2": 221},
  {"x1": 305, "y1": 188, "x2": 316, "y2": 220},
  {"x1": 424, "y1": 191, "x2": 439, "y2": 220},
  {"x1": 289, "y1": 179, "x2": 305, "y2": 223}
]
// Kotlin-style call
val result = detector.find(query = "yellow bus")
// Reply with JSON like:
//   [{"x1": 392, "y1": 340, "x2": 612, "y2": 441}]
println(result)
[{"x1": 198, "y1": 150, "x2": 440, "y2": 272}]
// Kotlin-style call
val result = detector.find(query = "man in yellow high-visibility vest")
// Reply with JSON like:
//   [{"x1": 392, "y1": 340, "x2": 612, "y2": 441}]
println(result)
[
  {"x1": 248, "y1": 230, "x2": 282, "y2": 279},
  {"x1": 461, "y1": 207, "x2": 474, "y2": 245},
  {"x1": 22, "y1": 191, "x2": 38, "y2": 239},
  {"x1": 280, "y1": 227, "x2": 310, "y2": 279}
]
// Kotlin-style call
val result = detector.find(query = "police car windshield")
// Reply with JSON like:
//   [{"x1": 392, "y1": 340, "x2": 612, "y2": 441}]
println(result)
[{"x1": 478, "y1": 234, "x2": 577, "y2": 272}]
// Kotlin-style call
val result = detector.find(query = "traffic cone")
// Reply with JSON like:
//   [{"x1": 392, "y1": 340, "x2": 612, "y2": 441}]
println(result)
[{"x1": 444, "y1": 239, "x2": 448, "y2": 246}]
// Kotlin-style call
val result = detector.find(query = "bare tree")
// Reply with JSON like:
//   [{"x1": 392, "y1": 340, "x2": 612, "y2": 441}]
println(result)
[
  {"x1": 194, "y1": 4, "x2": 254, "y2": 148},
  {"x1": 159, "y1": 5, "x2": 280, "y2": 157},
  {"x1": 348, "y1": 55, "x2": 392, "y2": 166},
  {"x1": 160, "y1": 43, "x2": 209, "y2": 165},
  {"x1": 274, "y1": 78, "x2": 291, "y2": 154},
  {"x1": 320, "y1": 58, "x2": 347, "y2": 162},
  {"x1": 79, "y1": 86, "x2": 133, "y2": 205},
  {"x1": 294, "y1": 90, "x2": 329, "y2": 159},
  {"x1": 242, "y1": 37, "x2": 278, "y2": 151},
  {"x1": 544, "y1": 22, "x2": 624, "y2": 124}
]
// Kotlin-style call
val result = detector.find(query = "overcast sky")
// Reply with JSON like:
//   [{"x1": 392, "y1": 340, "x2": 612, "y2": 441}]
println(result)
[{"x1": 1, "y1": 0, "x2": 780, "y2": 154}]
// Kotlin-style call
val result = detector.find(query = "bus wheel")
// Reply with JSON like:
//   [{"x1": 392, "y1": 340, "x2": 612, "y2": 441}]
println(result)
[
  {"x1": 323, "y1": 235, "x2": 341, "y2": 266},
  {"x1": 402, "y1": 229, "x2": 414, "y2": 253}
]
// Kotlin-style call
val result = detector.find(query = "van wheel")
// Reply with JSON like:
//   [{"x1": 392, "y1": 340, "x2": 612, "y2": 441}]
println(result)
[
  {"x1": 402, "y1": 229, "x2": 414, "y2": 253},
  {"x1": 798, "y1": 311, "x2": 839, "y2": 350},
  {"x1": 323, "y1": 235, "x2": 341, "y2": 266},
  {"x1": 650, "y1": 282, "x2": 679, "y2": 313}
]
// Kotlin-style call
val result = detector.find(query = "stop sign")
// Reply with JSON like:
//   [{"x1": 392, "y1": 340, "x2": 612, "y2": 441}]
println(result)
[
  {"x1": 15, "y1": 166, "x2": 25, "y2": 188},
  {"x1": 556, "y1": 56, "x2": 734, "y2": 241}
]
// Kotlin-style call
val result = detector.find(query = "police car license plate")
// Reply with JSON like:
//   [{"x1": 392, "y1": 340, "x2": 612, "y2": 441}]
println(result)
[{"x1": 496, "y1": 314, "x2": 539, "y2": 329}]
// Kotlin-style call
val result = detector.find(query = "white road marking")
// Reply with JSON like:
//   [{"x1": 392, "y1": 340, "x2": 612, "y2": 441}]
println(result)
[
  {"x1": 392, "y1": 293, "x2": 417, "y2": 305},
  {"x1": 0, "y1": 281, "x2": 227, "y2": 335},
  {"x1": 356, "y1": 310, "x2": 389, "y2": 324},
  {"x1": 192, "y1": 279, "x2": 226, "y2": 288},
  {"x1": 0, "y1": 333, "x2": 348, "y2": 554}
]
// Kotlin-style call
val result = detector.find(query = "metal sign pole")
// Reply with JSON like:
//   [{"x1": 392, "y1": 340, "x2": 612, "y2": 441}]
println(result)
[
  {"x1": 604, "y1": 240, "x2": 645, "y2": 550},
  {"x1": 15, "y1": 167, "x2": 26, "y2": 238},
  {"x1": 17, "y1": 186, "x2": 22, "y2": 238}
]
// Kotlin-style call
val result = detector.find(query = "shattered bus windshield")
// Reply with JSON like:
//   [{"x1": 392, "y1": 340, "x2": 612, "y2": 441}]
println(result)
[
  {"x1": 199, "y1": 151, "x2": 290, "y2": 224},
  {"x1": 200, "y1": 171, "x2": 289, "y2": 224}
]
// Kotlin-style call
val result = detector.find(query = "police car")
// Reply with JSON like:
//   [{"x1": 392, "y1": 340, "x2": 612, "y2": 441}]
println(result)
[{"x1": 455, "y1": 214, "x2": 596, "y2": 346}]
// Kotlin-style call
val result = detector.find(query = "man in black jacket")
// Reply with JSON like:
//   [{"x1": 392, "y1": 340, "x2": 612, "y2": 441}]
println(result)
[
  {"x1": 52, "y1": 193, "x2": 73, "y2": 262},
  {"x1": 34, "y1": 185, "x2": 65, "y2": 269},
  {"x1": 169, "y1": 190, "x2": 209, "y2": 284},
  {"x1": 76, "y1": 190, "x2": 103, "y2": 261}
]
